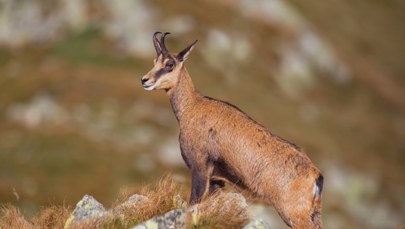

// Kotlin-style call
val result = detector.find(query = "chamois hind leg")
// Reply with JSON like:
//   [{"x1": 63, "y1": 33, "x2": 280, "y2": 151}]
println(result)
[
  {"x1": 275, "y1": 199, "x2": 315, "y2": 229},
  {"x1": 287, "y1": 210, "x2": 321, "y2": 229},
  {"x1": 277, "y1": 176, "x2": 323, "y2": 229}
]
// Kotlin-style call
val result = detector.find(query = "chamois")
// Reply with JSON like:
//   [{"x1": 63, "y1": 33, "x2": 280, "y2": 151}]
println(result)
[{"x1": 141, "y1": 32, "x2": 323, "y2": 229}]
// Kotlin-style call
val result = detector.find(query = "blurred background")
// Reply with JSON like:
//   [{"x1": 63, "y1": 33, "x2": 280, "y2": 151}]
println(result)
[{"x1": 0, "y1": 0, "x2": 404, "y2": 228}]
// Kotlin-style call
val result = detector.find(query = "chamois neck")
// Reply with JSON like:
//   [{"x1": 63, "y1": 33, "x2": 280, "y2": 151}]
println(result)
[{"x1": 167, "y1": 66, "x2": 200, "y2": 122}]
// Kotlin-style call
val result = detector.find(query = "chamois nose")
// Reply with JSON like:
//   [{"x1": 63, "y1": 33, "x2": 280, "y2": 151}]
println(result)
[{"x1": 141, "y1": 77, "x2": 148, "y2": 85}]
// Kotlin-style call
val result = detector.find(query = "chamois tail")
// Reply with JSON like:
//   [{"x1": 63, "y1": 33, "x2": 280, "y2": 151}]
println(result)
[{"x1": 311, "y1": 174, "x2": 324, "y2": 229}]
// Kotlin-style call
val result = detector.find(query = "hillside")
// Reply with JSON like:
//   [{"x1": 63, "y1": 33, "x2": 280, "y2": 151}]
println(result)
[{"x1": 0, "y1": 0, "x2": 404, "y2": 228}]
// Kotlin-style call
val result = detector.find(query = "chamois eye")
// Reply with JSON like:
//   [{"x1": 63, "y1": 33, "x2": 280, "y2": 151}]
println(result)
[{"x1": 165, "y1": 60, "x2": 175, "y2": 71}]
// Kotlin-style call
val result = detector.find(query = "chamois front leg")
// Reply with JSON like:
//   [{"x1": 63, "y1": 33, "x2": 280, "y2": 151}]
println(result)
[
  {"x1": 190, "y1": 169, "x2": 207, "y2": 204},
  {"x1": 189, "y1": 162, "x2": 216, "y2": 204}
]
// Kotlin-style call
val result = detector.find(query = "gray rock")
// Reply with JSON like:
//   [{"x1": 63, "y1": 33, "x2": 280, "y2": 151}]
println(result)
[
  {"x1": 243, "y1": 219, "x2": 271, "y2": 229},
  {"x1": 112, "y1": 194, "x2": 148, "y2": 217},
  {"x1": 127, "y1": 194, "x2": 149, "y2": 203},
  {"x1": 64, "y1": 194, "x2": 108, "y2": 228},
  {"x1": 132, "y1": 209, "x2": 185, "y2": 229}
]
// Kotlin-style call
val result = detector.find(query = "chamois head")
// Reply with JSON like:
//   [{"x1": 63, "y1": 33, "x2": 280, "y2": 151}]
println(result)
[{"x1": 141, "y1": 32, "x2": 197, "y2": 91}]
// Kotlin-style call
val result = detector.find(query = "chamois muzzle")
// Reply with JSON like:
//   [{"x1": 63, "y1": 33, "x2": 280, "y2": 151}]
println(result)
[{"x1": 141, "y1": 75, "x2": 155, "y2": 90}]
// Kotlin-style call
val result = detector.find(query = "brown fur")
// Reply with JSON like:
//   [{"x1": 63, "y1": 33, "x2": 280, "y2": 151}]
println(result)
[{"x1": 141, "y1": 32, "x2": 323, "y2": 229}]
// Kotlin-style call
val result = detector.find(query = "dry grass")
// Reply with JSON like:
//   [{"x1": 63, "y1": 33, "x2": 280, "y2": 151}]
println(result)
[
  {"x1": 0, "y1": 204, "x2": 33, "y2": 229},
  {"x1": 114, "y1": 175, "x2": 186, "y2": 223},
  {"x1": 0, "y1": 176, "x2": 254, "y2": 229},
  {"x1": 80, "y1": 175, "x2": 188, "y2": 228},
  {"x1": 0, "y1": 204, "x2": 71, "y2": 229},
  {"x1": 188, "y1": 191, "x2": 250, "y2": 229},
  {"x1": 31, "y1": 205, "x2": 71, "y2": 229}
]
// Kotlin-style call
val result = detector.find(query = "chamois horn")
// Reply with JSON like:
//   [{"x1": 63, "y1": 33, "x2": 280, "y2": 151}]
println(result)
[
  {"x1": 153, "y1": 31, "x2": 162, "y2": 56},
  {"x1": 160, "y1": 32, "x2": 171, "y2": 55}
]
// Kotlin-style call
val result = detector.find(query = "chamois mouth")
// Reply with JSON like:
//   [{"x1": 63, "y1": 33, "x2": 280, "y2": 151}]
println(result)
[{"x1": 142, "y1": 82, "x2": 155, "y2": 91}]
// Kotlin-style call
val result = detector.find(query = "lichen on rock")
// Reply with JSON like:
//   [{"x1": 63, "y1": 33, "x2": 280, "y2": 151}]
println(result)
[
  {"x1": 132, "y1": 209, "x2": 185, "y2": 229},
  {"x1": 64, "y1": 194, "x2": 109, "y2": 228}
]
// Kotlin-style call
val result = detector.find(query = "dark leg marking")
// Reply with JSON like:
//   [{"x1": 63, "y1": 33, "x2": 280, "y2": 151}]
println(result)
[
  {"x1": 209, "y1": 179, "x2": 225, "y2": 194},
  {"x1": 190, "y1": 170, "x2": 207, "y2": 205},
  {"x1": 212, "y1": 159, "x2": 247, "y2": 190}
]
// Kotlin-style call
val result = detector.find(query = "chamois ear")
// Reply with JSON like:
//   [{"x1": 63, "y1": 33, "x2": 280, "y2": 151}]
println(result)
[{"x1": 177, "y1": 40, "x2": 198, "y2": 62}]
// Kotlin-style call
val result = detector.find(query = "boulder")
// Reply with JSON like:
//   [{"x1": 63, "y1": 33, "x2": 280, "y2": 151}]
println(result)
[
  {"x1": 64, "y1": 195, "x2": 109, "y2": 228},
  {"x1": 131, "y1": 209, "x2": 185, "y2": 229}
]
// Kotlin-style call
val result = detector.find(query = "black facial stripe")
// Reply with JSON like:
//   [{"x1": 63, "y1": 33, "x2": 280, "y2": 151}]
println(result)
[
  {"x1": 155, "y1": 57, "x2": 176, "y2": 80},
  {"x1": 155, "y1": 68, "x2": 168, "y2": 80}
]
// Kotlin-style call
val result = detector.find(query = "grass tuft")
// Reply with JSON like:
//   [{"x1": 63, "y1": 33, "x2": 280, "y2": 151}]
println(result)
[
  {"x1": 0, "y1": 204, "x2": 33, "y2": 229},
  {"x1": 125, "y1": 175, "x2": 185, "y2": 222},
  {"x1": 189, "y1": 191, "x2": 250, "y2": 229},
  {"x1": 99, "y1": 175, "x2": 187, "y2": 228},
  {"x1": 31, "y1": 205, "x2": 71, "y2": 229}
]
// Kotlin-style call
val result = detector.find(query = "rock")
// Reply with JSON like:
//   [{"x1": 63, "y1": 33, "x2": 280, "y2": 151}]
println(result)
[
  {"x1": 222, "y1": 192, "x2": 249, "y2": 209},
  {"x1": 131, "y1": 209, "x2": 185, "y2": 229},
  {"x1": 243, "y1": 219, "x2": 271, "y2": 229},
  {"x1": 65, "y1": 192, "x2": 272, "y2": 229},
  {"x1": 248, "y1": 204, "x2": 285, "y2": 229},
  {"x1": 127, "y1": 194, "x2": 149, "y2": 203},
  {"x1": 112, "y1": 194, "x2": 149, "y2": 217},
  {"x1": 65, "y1": 194, "x2": 150, "y2": 228},
  {"x1": 64, "y1": 195, "x2": 108, "y2": 228}
]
